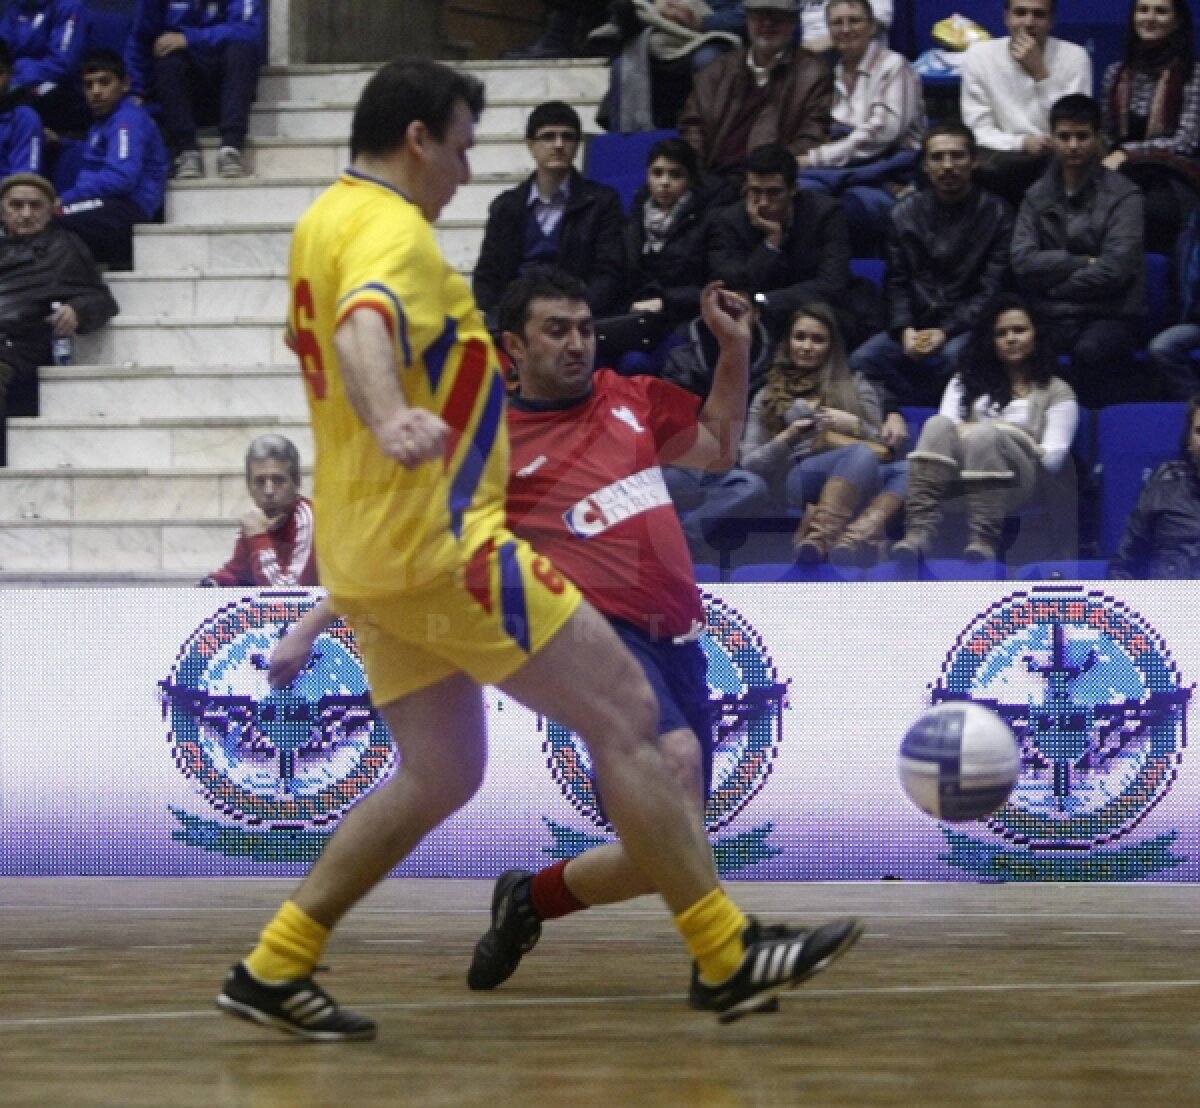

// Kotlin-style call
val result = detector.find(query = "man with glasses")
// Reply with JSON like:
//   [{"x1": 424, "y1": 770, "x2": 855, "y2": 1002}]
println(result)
[
  {"x1": 473, "y1": 100, "x2": 626, "y2": 330},
  {"x1": 678, "y1": 0, "x2": 832, "y2": 176}
]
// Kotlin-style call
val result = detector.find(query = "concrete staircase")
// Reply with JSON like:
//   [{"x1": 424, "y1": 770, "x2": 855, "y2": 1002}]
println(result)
[{"x1": 0, "y1": 60, "x2": 607, "y2": 584}]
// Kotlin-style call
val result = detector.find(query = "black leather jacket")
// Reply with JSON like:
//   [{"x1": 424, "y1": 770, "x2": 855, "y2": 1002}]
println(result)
[
  {"x1": 0, "y1": 223, "x2": 116, "y2": 334},
  {"x1": 1109, "y1": 459, "x2": 1200, "y2": 578}
]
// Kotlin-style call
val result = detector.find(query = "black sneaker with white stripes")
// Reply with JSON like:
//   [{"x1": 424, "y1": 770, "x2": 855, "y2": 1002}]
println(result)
[
  {"x1": 466, "y1": 869, "x2": 542, "y2": 990},
  {"x1": 689, "y1": 917, "x2": 863, "y2": 1024},
  {"x1": 216, "y1": 962, "x2": 376, "y2": 1041}
]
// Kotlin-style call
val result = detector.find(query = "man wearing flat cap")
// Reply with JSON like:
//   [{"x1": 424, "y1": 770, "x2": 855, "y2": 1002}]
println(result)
[
  {"x1": 678, "y1": 0, "x2": 833, "y2": 176},
  {"x1": 0, "y1": 172, "x2": 117, "y2": 463}
]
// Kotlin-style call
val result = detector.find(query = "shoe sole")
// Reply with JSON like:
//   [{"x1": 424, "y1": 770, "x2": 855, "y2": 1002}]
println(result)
[
  {"x1": 215, "y1": 992, "x2": 376, "y2": 1042},
  {"x1": 718, "y1": 919, "x2": 865, "y2": 1025}
]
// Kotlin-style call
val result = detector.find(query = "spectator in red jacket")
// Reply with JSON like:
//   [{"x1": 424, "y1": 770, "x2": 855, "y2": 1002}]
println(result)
[{"x1": 200, "y1": 433, "x2": 317, "y2": 586}]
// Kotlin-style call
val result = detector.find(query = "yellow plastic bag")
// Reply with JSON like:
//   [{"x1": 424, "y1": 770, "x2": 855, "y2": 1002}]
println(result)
[{"x1": 932, "y1": 14, "x2": 991, "y2": 51}]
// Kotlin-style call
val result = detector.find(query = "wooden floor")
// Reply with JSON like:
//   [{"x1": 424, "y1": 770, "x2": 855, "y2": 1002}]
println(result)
[{"x1": 4, "y1": 879, "x2": 1200, "y2": 1107}]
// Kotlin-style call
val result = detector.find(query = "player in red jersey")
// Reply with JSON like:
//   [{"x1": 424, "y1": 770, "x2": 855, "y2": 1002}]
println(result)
[{"x1": 271, "y1": 268, "x2": 863, "y2": 1019}]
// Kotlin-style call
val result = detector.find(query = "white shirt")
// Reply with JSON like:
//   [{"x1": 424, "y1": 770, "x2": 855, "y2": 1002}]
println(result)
[
  {"x1": 960, "y1": 36, "x2": 1093, "y2": 153},
  {"x1": 807, "y1": 40, "x2": 924, "y2": 167}
]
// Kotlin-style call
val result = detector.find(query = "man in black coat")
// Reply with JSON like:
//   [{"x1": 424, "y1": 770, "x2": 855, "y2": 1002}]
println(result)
[
  {"x1": 704, "y1": 141, "x2": 877, "y2": 348},
  {"x1": 0, "y1": 171, "x2": 117, "y2": 464},
  {"x1": 849, "y1": 122, "x2": 1014, "y2": 407},
  {"x1": 472, "y1": 100, "x2": 626, "y2": 330}
]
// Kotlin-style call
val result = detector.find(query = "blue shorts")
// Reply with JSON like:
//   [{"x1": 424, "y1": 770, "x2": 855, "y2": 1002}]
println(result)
[{"x1": 608, "y1": 620, "x2": 715, "y2": 803}]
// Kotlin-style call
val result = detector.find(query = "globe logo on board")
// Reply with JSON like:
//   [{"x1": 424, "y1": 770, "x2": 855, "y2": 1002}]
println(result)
[
  {"x1": 161, "y1": 592, "x2": 393, "y2": 834},
  {"x1": 933, "y1": 586, "x2": 1192, "y2": 876},
  {"x1": 544, "y1": 592, "x2": 787, "y2": 834}
]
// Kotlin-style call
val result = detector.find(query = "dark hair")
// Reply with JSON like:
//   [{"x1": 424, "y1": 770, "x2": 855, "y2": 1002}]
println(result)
[
  {"x1": 525, "y1": 100, "x2": 581, "y2": 141},
  {"x1": 497, "y1": 267, "x2": 591, "y2": 337},
  {"x1": 0, "y1": 39, "x2": 11, "y2": 71},
  {"x1": 646, "y1": 136, "x2": 699, "y2": 184},
  {"x1": 80, "y1": 48, "x2": 126, "y2": 80},
  {"x1": 745, "y1": 142, "x2": 798, "y2": 187},
  {"x1": 959, "y1": 293, "x2": 1058, "y2": 415},
  {"x1": 1184, "y1": 393, "x2": 1200, "y2": 459},
  {"x1": 1049, "y1": 93, "x2": 1102, "y2": 131},
  {"x1": 920, "y1": 121, "x2": 977, "y2": 160},
  {"x1": 1006, "y1": 0, "x2": 1055, "y2": 12},
  {"x1": 351, "y1": 58, "x2": 485, "y2": 159},
  {"x1": 1126, "y1": 0, "x2": 1194, "y2": 70}
]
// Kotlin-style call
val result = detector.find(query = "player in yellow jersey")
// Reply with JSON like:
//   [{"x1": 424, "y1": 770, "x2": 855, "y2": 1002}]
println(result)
[{"x1": 215, "y1": 57, "x2": 861, "y2": 1041}]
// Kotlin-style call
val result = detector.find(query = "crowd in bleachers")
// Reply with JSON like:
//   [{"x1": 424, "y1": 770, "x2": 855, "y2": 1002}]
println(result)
[{"x1": 489, "y1": 0, "x2": 1200, "y2": 580}]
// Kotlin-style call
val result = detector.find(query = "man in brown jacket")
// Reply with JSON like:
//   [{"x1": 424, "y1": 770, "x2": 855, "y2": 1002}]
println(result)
[{"x1": 678, "y1": 0, "x2": 832, "y2": 176}]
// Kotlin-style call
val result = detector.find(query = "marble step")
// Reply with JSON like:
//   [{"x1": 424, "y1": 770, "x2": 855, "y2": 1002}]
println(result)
[
  {"x1": 6, "y1": 415, "x2": 313, "y2": 470},
  {"x1": 77, "y1": 317, "x2": 291, "y2": 367},
  {"x1": 106, "y1": 270, "x2": 288, "y2": 317},
  {"x1": 39, "y1": 364, "x2": 306, "y2": 420},
  {"x1": 164, "y1": 174, "x2": 511, "y2": 227},
  {"x1": 248, "y1": 97, "x2": 601, "y2": 140},
  {"x1": 134, "y1": 220, "x2": 485, "y2": 274},
  {"x1": 255, "y1": 61, "x2": 608, "y2": 108},
  {"x1": 0, "y1": 516, "x2": 242, "y2": 574},
  {"x1": 0, "y1": 468, "x2": 260, "y2": 522}
]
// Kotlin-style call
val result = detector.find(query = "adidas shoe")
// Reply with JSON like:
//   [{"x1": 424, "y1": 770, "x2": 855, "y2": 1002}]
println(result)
[
  {"x1": 689, "y1": 917, "x2": 863, "y2": 1024},
  {"x1": 466, "y1": 869, "x2": 541, "y2": 990},
  {"x1": 216, "y1": 962, "x2": 376, "y2": 1041}
]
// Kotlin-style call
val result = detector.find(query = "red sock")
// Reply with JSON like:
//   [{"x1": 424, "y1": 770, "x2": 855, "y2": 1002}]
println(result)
[{"x1": 528, "y1": 859, "x2": 588, "y2": 920}]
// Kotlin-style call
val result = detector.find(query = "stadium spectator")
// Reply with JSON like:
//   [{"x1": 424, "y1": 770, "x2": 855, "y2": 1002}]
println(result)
[
  {"x1": 55, "y1": 50, "x2": 168, "y2": 271},
  {"x1": 706, "y1": 141, "x2": 880, "y2": 348},
  {"x1": 678, "y1": 0, "x2": 833, "y2": 175},
  {"x1": 1100, "y1": 0, "x2": 1200, "y2": 253},
  {"x1": 850, "y1": 122, "x2": 1014, "y2": 407},
  {"x1": 126, "y1": 0, "x2": 264, "y2": 179},
  {"x1": 472, "y1": 101, "x2": 626, "y2": 330},
  {"x1": 737, "y1": 301, "x2": 897, "y2": 561},
  {"x1": 1147, "y1": 209, "x2": 1200, "y2": 399},
  {"x1": 1109, "y1": 394, "x2": 1200, "y2": 577},
  {"x1": 796, "y1": 0, "x2": 924, "y2": 255},
  {"x1": 0, "y1": 171, "x2": 116, "y2": 466},
  {"x1": 199, "y1": 433, "x2": 317, "y2": 587},
  {"x1": 891, "y1": 294, "x2": 1079, "y2": 566},
  {"x1": 797, "y1": 0, "x2": 892, "y2": 53},
  {"x1": 0, "y1": 0, "x2": 90, "y2": 135},
  {"x1": 0, "y1": 39, "x2": 45, "y2": 177},
  {"x1": 1010, "y1": 93, "x2": 1146, "y2": 408},
  {"x1": 503, "y1": 0, "x2": 606, "y2": 59},
  {"x1": 960, "y1": 0, "x2": 1092, "y2": 206},
  {"x1": 591, "y1": 0, "x2": 745, "y2": 132}
]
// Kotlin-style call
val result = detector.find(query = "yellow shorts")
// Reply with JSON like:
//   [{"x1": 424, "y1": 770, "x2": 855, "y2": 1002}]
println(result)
[{"x1": 333, "y1": 529, "x2": 582, "y2": 705}]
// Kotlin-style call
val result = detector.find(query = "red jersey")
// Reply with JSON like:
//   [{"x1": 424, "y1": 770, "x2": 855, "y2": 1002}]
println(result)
[
  {"x1": 207, "y1": 495, "x2": 319, "y2": 587},
  {"x1": 506, "y1": 370, "x2": 705, "y2": 639}
]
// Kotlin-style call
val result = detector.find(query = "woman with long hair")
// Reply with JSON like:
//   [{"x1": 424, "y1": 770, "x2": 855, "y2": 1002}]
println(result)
[
  {"x1": 738, "y1": 302, "x2": 903, "y2": 563},
  {"x1": 892, "y1": 294, "x2": 1079, "y2": 565},
  {"x1": 1101, "y1": 0, "x2": 1200, "y2": 251}
]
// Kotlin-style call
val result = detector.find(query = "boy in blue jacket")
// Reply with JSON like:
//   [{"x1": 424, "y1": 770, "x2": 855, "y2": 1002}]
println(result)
[
  {"x1": 0, "y1": 39, "x2": 45, "y2": 177},
  {"x1": 126, "y1": 0, "x2": 263, "y2": 179},
  {"x1": 0, "y1": 0, "x2": 89, "y2": 134},
  {"x1": 55, "y1": 49, "x2": 168, "y2": 270}
]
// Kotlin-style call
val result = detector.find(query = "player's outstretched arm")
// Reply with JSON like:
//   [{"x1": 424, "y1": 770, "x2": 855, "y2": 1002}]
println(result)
[
  {"x1": 270, "y1": 597, "x2": 336, "y2": 688},
  {"x1": 333, "y1": 310, "x2": 448, "y2": 468},
  {"x1": 670, "y1": 282, "x2": 751, "y2": 472}
]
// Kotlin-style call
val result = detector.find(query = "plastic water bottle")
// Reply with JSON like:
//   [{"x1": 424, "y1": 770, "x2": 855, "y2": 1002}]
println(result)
[{"x1": 50, "y1": 302, "x2": 74, "y2": 366}]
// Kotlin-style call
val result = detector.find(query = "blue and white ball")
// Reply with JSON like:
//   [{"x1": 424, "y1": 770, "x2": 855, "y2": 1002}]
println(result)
[{"x1": 898, "y1": 702, "x2": 1020, "y2": 822}]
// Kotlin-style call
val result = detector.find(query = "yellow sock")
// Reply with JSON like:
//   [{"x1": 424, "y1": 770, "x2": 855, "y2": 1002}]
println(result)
[
  {"x1": 243, "y1": 900, "x2": 329, "y2": 983},
  {"x1": 675, "y1": 888, "x2": 749, "y2": 984}
]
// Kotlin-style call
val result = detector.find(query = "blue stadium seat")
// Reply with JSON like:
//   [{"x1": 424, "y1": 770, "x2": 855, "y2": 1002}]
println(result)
[
  {"x1": 899, "y1": 405, "x2": 937, "y2": 443},
  {"x1": 692, "y1": 562, "x2": 722, "y2": 583},
  {"x1": 85, "y1": 10, "x2": 132, "y2": 55},
  {"x1": 1145, "y1": 252, "x2": 1171, "y2": 339},
  {"x1": 1095, "y1": 401, "x2": 1188, "y2": 556},
  {"x1": 850, "y1": 257, "x2": 885, "y2": 287},
  {"x1": 730, "y1": 561, "x2": 863, "y2": 582},
  {"x1": 584, "y1": 129, "x2": 677, "y2": 214},
  {"x1": 868, "y1": 558, "x2": 1006, "y2": 582},
  {"x1": 1013, "y1": 559, "x2": 1110, "y2": 580}
]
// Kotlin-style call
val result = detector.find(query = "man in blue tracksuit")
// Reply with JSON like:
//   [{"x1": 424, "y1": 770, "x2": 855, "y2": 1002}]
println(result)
[
  {"x1": 55, "y1": 49, "x2": 168, "y2": 270},
  {"x1": 0, "y1": 0, "x2": 90, "y2": 134},
  {"x1": 126, "y1": 0, "x2": 264, "y2": 179},
  {"x1": 0, "y1": 40, "x2": 45, "y2": 177}
]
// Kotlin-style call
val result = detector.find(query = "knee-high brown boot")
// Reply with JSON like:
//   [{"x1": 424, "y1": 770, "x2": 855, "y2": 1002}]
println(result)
[
  {"x1": 829, "y1": 491, "x2": 905, "y2": 568},
  {"x1": 890, "y1": 455, "x2": 957, "y2": 567},
  {"x1": 793, "y1": 476, "x2": 861, "y2": 564},
  {"x1": 964, "y1": 485, "x2": 1008, "y2": 562}
]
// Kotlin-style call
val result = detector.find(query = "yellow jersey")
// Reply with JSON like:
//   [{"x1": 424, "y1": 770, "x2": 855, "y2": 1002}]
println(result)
[{"x1": 287, "y1": 169, "x2": 510, "y2": 597}]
